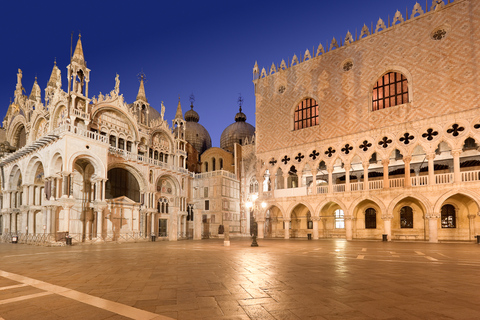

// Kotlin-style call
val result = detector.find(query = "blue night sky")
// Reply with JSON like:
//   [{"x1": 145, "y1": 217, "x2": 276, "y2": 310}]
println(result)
[{"x1": 0, "y1": 0, "x2": 425, "y2": 147}]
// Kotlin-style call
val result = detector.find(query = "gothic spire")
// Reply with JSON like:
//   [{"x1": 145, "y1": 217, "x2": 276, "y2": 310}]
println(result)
[
  {"x1": 72, "y1": 34, "x2": 86, "y2": 66},
  {"x1": 136, "y1": 73, "x2": 148, "y2": 102},
  {"x1": 175, "y1": 95, "x2": 184, "y2": 120}
]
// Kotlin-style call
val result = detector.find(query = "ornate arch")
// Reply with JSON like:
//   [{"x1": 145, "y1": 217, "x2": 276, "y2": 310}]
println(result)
[
  {"x1": 107, "y1": 163, "x2": 147, "y2": 191},
  {"x1": 387, "y1": 192, "x2": 433, "y2": 215},
  {"x1": 91, "y1": 105, "x2": 140, "y2": 142},
  {"x1": 349, "y1": 195, "x2": 387, "y2": 216},
  {"x1": 433, "y1": 189, "x2": 480, "y2": 214},
  {"x1": 286, "y1": 201, "x2": 315, "y2": 218},
  {"x1": 67, "y1": 151, "x2": 106, "y2": 179},
  {"x1": 24, "y1": 156, "x2": 46, "y2": 185},
  {"x1": 315, "y1": 198, "x2": 349, "y2": 218}
]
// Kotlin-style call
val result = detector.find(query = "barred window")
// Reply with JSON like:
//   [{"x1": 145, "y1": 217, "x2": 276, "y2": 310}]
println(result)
[
  {"x1": 294, "y1": 98, "x2": 318, "y2": 130},
  {"x1": 372, "y1": 72, "x2": 408, "y2": 111},
  {"x1": 400, "y1": 206, "x2": 413, "y2": 228},
  {"x1": 365, "y1": 208, "x2": 376, "y2": 229},
  {"x1": 441, "y1": 204, "x2": 456, "y2": 228},
  {"x1": 335, "y1": 209, "x2": 345, "y2": 229}
]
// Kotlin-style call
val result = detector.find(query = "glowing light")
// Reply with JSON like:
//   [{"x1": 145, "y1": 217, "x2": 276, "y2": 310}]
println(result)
[{"x1": 261, "y1": 202, "x2": 267, "y2": 208}]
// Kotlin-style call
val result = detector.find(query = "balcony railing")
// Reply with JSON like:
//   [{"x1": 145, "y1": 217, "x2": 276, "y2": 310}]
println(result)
[
  {"x1": 369, "y1": 180, "x2": 383, "y2": 190},
  {"x1": 435, "y1": 172, "x2": 453, "y2": 185},
  {"x1": 389, "y1": 177, "x2": 405, "y2": 188},
  {"x1": 317, "y1": 186, "x2": 328, "y2": 194},
  {"x1": 274, "y1": 187, "x2": 307, "y2": 198},
  {"x1": 462, "y1": 170, "x2": 480, "y2": 182},
  {"x1": 350, "y1": 182, "x2": 364, "y2": 191},
  {"x1": 411, "y1": 175, "x2": 428, "y2": 186},
  {"x1": 109, "y1": 146, "x2": 191, "y2": 176},
  {"x1": 333, "y1": 184, "x2": 345, "y2": 193}
]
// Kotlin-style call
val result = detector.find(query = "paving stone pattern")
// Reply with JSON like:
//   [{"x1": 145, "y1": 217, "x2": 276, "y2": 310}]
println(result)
[{"x1": 0, "y1": 239, "x2": 480, "y2": 319}]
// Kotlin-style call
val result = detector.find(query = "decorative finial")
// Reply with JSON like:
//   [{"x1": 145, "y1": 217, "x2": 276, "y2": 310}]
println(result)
[
  {"x1": 54, "y1": 57, "x2": 56, "y2": 66},
  {"x1": 238, "y1": 93, "x2": 243, "y2": 112},
  {"x1": 79, "y1": 32, "x2": 81, "y2": 39},
  {"x1": 137, "y1": 71, "x2": 147, "y2": 83},
  {"x1": 189, "y1": 93, "x2": 195, "y2": 108}
]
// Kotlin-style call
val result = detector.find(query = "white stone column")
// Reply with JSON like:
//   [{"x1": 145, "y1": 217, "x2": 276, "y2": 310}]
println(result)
[
  {"x1": 28, "y1": 185, "x2": 34, "y2": 205},
  {"x1": 96, "y1": 208, "x2": 103, "y2": 239},
  {"x1": 363, "y1": 161, "x2": 369, "y2": 191},
  {"x1": 169, "y1": 210, "x2": 178, "y2": 241},
  {"x1": 345, "y1": 215, "x2": 353, "y2": 240},
  {"x1": 404, "y1": 156, "x2": 412, "y2": 187},
  {"x1": 468, "y1": 214, "x2": 476, "y2": 240},
  {"x1": 344, "y1": 164, "x2": 351, "y2": 192},
  {"x1": 311, "y1": 169, "x2": 317, "y2": 195},
  {"x1": 381, "y1": 214, "x2": 393, "y2": 241},
  {"x1": 193, "y1": 209, "x2": 202, "y2": 240},
  {"x1": 257, "y1": 220, "x2": 265, "y2": 239},
  {"x1": 427, "y1": 153, "x2": 435, "y2": 185},
  {"x1": 427, "y1": 212, "x2": 440, "y2": 243},
  {"x1": 46, "y1": 206, "x2": 52, "y2": 233},
  {"x1": 284, "y1": 219, "x2": 290, "y2": 239},
  {"x1": 312, "y1": 217, "x2": 319, "y2": 240},
  {"x1": 382, "y1": 159, "x2": 390, "y2": 189},
  {"x1": 452, "y1": 150, "x2": 461, "y2": 183},
  {"x1": 151, "y1": 212, "x2": 156, "y2": 235},
  {"x1": 327, "y1": 166, "x2": 334, "y2": 194}
]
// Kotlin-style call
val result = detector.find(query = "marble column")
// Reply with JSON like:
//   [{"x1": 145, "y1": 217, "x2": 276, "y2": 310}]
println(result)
[
  {"x1": 381, "y1": 214, "x2": 393, "y2": 241},
  {"x1": 426, "y1": 212, "x2": 440, "y2": 243},
  {"x1": 468, "y1": 214, "x2": 476, "y2": 240},
  {"x1": 404, "y1": 156, "x2": 412, "y2": 187},
  {"x1": 193, "y1": 209, "x2": 202, "y2": 240},
  {"x1": 452, "y1": 150, "x2": 461, "y2": 183},
  {"x1": 363, "y1": 161, "x2": 369, "y2": 191},
  {"x1": 382, "y1": 159, "x2": 390, "y2": 189},
  {"x1": 257, "y1": 220, "x2": 265, "y2": 239},
  {"x1": 327, "y1": 166, "x2": 334, "y2": 194},
  {"x1": 311, "y1": 169, "x2": 318, "y2": 195},
  {"x1": 284, "y1": 219, "x2": 290, "y2": 239},
  {"x1": 427, "y1": 153, "x2": 435, "y2": 185},
  {"x1": 345, "y1": 215, "x2": 353, "y2": 240},
  {"x1": 312, "y1": 217, "x2": 319, "y2": 240},
  {"x1": 344, "y1": 164, "x2": 351, "y2": 192}
]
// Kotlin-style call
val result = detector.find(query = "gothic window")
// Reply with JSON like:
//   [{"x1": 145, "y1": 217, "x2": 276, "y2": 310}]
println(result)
[
  {"x1": 400, "y1": 206, "x2": 413, "y2": 228},
  {"x1": 159, "y1": 152, "x2": 164, "y2": 162},
  {"x1": 294, "y1": 98, "x2": 318, "y2": 130},
  {"x1": 365, "y1": 208, "x2": 376, "y2": 229},
  {"x1": 335, "y1": 209, "x2": 345, "y2": 229},
  {"x1": 118, "y1": 138, "x2": 125, "y2": 150},
  {"x1": 441, "y1": 204, "x2": 456, "y2": 228},
  {"x1": 109, "y1": 135, "x2": 116, "y2": 148},
  {"x1": 157, "y1": 197, "x2": 169, "y2": 213},
  {"x1": 126, "y1": 141, "x2": 132, "y2": 152},
  {"x1": 372, "y1": 72, "x2": 409, "y2": 111},
  {"x1": 212, "y1": 158, "x2": 216, "y2": 171},
  {"x1": 219, "y1": 158, "x2": 224, "y2": 170}
]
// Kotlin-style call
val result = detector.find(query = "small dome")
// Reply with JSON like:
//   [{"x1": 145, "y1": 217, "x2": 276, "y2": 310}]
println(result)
[
  {"x1": 184, "y1": 103, "x2": 211, "y2": 154},
  {"x1": 220, "y1": 106, "x2": 255, "y2": 153},
  {"x1": 185, "y1": 103, "x2": 200, "y2": 122},
  {"x1": 185, "y1": 122, "x2": 212, "y2": 154}
]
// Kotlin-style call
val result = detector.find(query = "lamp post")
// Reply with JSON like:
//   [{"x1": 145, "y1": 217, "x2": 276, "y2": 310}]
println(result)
[{"x1": 245, "y1": 193, "x2": 266, "y2": 247}]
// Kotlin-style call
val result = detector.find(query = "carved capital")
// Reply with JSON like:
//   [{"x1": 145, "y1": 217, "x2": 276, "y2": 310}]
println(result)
[
  {"x1": 426, "y1": 153, "x2": 436, "y2": 161},
  {"x1": 381, "y1": 214, "x2": 394, "y2": 221},
  {"x1": 403, "y1": 156, "x2": 412, "y2": 163},
  {"x1": 426, "y1": 212, "x2": 441, "y2": 220},
  {"x1": 381, "y1": 159, "x2": 390, "y2": 166},
  {"x1": 344, "y1": 215, "x2": 354, "y2": 221}
]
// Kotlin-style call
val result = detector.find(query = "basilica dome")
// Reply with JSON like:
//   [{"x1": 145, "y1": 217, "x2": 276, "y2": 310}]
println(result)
[
  {"x1": 184, "y1": 103, "x2": 212, "y2": 155},
  {"x1": 220, "y1": 107, "x2": 255, "y2": 153}
]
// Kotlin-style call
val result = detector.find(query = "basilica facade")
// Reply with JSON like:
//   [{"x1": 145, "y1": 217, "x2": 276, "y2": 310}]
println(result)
[
  {"x1": 252, "y1": 0, "x2": 480, "y2": 242},
  {"x1": 0, "y1": 37, "x2": 256, "y2": 244}
]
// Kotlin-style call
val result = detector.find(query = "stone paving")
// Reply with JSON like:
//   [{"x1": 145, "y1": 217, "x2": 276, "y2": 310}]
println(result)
[{"x1": 0, "y1": 238, "x2": 480, "y2": 320}]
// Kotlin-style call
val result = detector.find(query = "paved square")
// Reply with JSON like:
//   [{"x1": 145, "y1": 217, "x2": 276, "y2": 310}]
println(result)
[{"x1": 0, "y1": 239, "x2": 479, "y2": 319}]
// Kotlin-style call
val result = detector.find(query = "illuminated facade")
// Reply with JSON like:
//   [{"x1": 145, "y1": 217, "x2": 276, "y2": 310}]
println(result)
[
  {"x1": 251, "y1": 0, "x2": 480, "y2": 242},
  {"x1": 0, "y1": 37, "x2": 255, "y2": 244}
]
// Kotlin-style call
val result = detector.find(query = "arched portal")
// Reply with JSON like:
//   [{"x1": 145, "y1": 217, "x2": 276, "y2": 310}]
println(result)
[
  {"x1": 264, "y1": 205, "x2": 283, "y2": 238},
  {"x1": 105, "y1": 168, "x2": 140, "y2": 202},
  {"x1": 290, "y1": 203, "x2": 310, "y2": 238}
]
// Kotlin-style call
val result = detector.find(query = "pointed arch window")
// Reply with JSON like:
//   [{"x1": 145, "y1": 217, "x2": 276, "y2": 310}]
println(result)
[
  {"x1": 335, "y1": 209, "x2": 345, "y2": 229},
  {"x1": 294, "y1": 98, "x2": 318, "y2": 130},
  {"x1": 441, "y1": 204, "x2": 456, "y2": 228},
  {"x1": 365, "y1": 208, "x2": 376, "y2": 229},
  {"x1": 400, "y1": 206, "x2": 413, "y2": 228},
  {"x1": 372, "y1": 72, "x2": 409, "y2": 111}
]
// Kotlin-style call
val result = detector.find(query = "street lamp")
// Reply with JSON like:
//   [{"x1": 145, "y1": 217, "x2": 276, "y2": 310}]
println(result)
[{"x1": 245, "y1": 193, "x2": 266, "y2": 247}]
